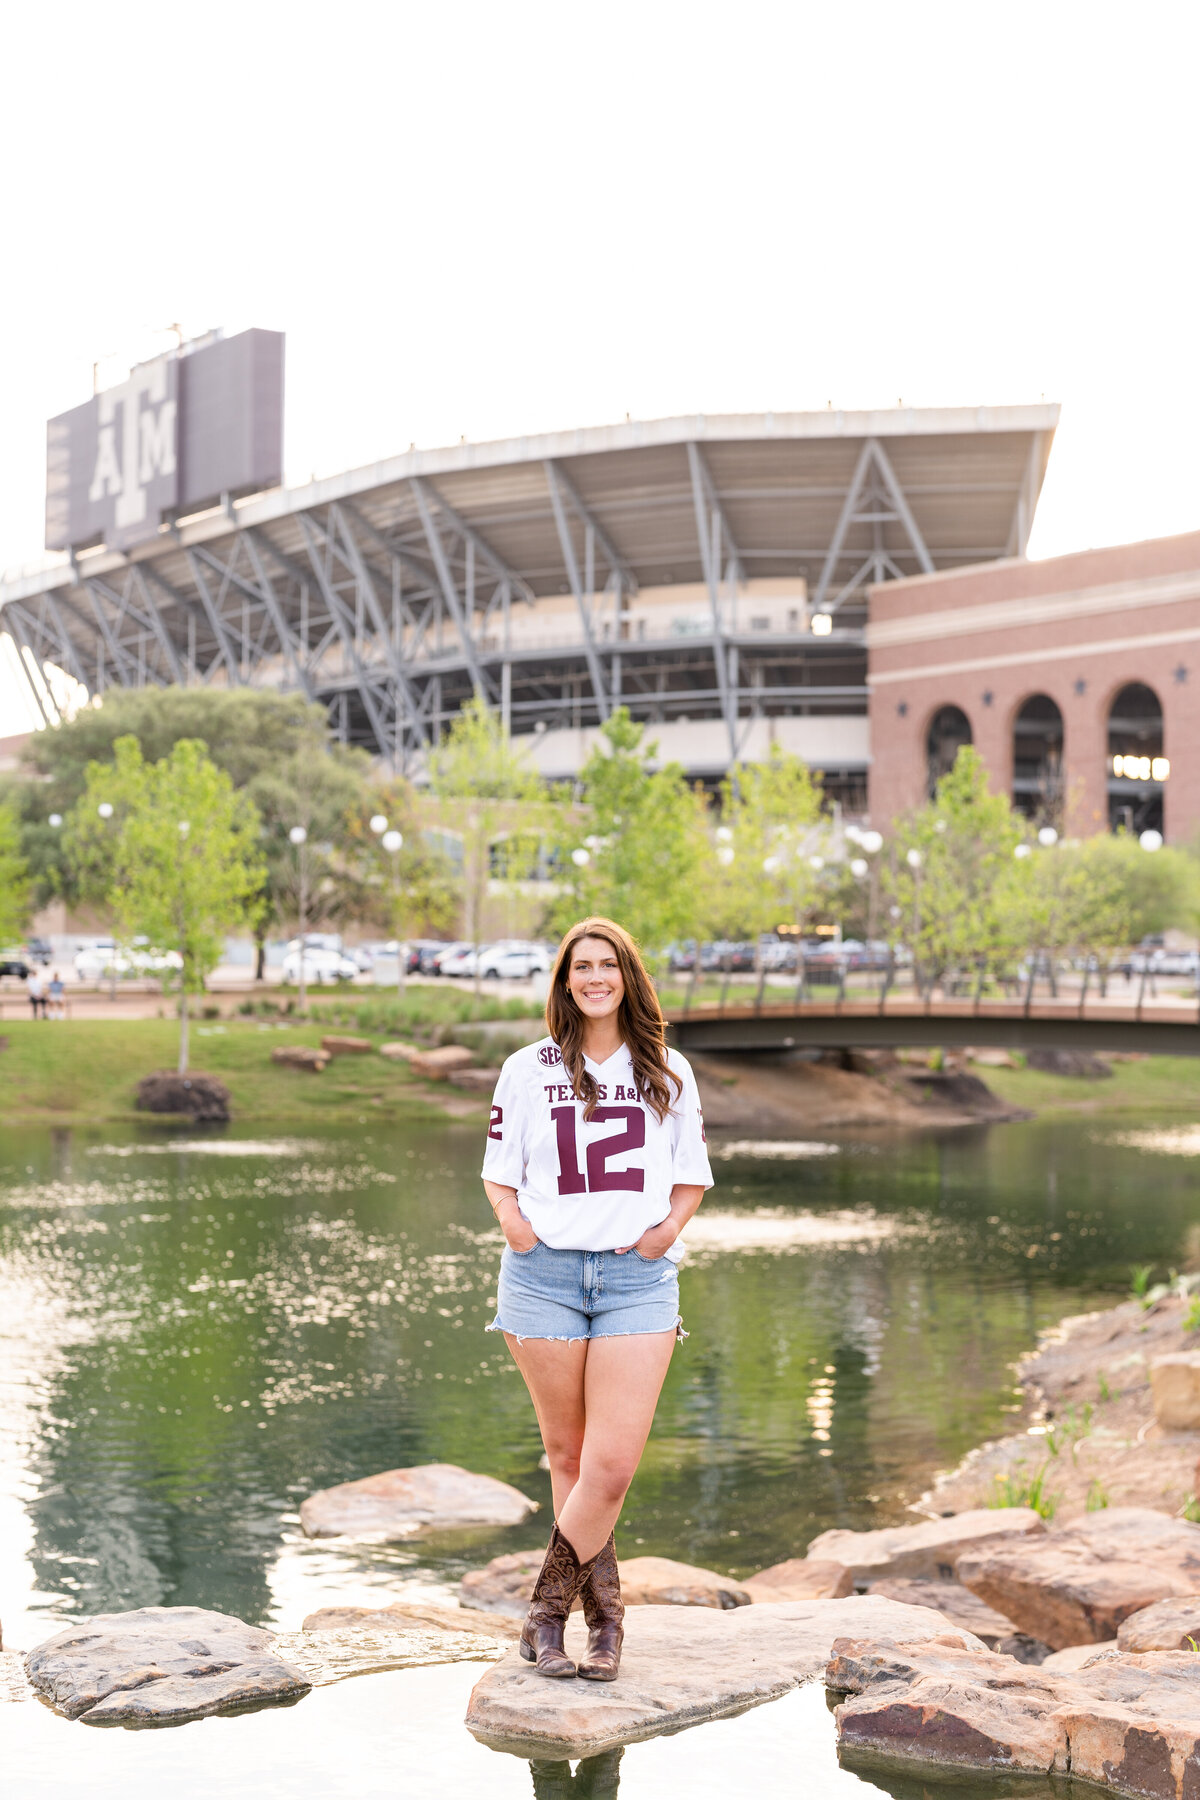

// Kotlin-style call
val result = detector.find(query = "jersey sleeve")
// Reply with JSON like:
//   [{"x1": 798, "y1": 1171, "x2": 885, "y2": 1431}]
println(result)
[
  {"x1": 668, "y1": 1056, "x2": 714, "y2": 1189},
  {"x1": 481, "y1": 1054, "x2": 529, "y2": 1188}
]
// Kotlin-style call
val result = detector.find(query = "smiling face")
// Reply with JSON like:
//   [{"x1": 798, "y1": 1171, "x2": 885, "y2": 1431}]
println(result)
[{"x1": 565, "y1": 934, "x2": 625, "y2": 1024}]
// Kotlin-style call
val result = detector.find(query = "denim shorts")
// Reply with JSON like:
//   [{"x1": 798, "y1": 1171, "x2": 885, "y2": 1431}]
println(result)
[{"x1": 488, "y1": 1243, "x2": 686, "y2": 1343}]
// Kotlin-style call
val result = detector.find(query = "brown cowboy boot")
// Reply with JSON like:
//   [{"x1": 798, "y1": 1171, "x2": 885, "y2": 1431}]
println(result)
[
  {"x1": 576, "y1": 1532, "x2": 624, "y2": 1681},
  {"x1": 519, "y1": 1523, "x2": 597, "y2": 1678}
]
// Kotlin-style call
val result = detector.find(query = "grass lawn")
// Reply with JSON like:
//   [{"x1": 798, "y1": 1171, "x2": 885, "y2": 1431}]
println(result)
[
  {"x1": 0, "y1": 1018, "x2": 492, "y2": 1125},
  {"x1": 984, "y1": 1055, "x2": 1200, "y2": 1116}
]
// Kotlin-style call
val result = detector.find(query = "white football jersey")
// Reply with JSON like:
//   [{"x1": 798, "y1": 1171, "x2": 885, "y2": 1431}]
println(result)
[{"x1": 481, "y1": 1036, "x2": 713, "y2": 1256}]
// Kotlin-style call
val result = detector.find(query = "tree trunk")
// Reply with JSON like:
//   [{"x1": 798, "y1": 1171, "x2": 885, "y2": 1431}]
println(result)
[{"x1": 177, "y1": 987, "x2": 190, "y2": 1075}]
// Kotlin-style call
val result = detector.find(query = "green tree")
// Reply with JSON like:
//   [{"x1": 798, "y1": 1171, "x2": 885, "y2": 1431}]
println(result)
[
  {"x1": 429, "y1": 696, "x2": 547, "y2": 991},
  {"x1": 0, "y1": 804, "x2": 30, "y2": 945},
  {"x1": 548, "y1": 707, "x2": 709, "y2": 961},
  {"x1": 67, "y1": 738, "x2": 264, "y2": 1073},
  {"x1": 704, "y1": 747, "x2": 826, "y2": 950},
  {"x1": 886, "y1": 747, "x2": 1022, "y2": 996},
  {"x1": 340, "y1": 779, "x2": 459, "y2": 965}
]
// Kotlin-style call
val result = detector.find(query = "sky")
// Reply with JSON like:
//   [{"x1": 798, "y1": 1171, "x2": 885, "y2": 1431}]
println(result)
[{"x1": 3, "y1": 0, "x2": 1199, "y2": 733}]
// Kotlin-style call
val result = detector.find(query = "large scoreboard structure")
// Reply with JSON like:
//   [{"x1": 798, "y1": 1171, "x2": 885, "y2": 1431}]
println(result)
[{"x1": 2, "y1": 384, "x2": 1056, "y2": 800}]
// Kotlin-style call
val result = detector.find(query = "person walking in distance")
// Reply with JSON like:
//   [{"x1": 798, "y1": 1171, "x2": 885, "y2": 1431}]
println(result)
[
  {"x1": 482, "y1": 917, "x2": 713, "y2": 1682},
  {"x1": 26, "y1": 967, "x2": 46, "y2": 1020},
  {"x1": 47, "y1": 970, "x2": 65, "y2": 1020}
]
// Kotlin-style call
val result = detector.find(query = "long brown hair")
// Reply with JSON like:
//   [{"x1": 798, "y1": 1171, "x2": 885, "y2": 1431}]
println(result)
[{"x1": 546, "y1": 917, "x2": 682, "y2": 1123}]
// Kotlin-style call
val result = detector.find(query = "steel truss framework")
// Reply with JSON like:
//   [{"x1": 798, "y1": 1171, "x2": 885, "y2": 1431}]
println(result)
[{"x1": 1, "y1": 408, "x2": 1056, "y2": 774}]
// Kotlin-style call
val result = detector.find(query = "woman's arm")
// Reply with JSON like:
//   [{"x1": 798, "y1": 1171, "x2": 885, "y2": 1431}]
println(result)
[
  {"x1": 617, "y1": 1183, "x2": 706, "y2": 1258},
  {"x1": 483, "y1": 1179, "x2": 539, "y2": 1252}
]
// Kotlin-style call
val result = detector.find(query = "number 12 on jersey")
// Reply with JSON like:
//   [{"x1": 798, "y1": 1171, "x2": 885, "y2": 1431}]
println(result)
[{"x1": 551, "y1": 1105, "x2": 645, "y2": 1196}]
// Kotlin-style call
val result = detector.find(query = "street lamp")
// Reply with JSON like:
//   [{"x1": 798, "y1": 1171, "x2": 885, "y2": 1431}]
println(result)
[
  {"x1": 716, "y1": 845, "x2": 734, "y2": 867},
  {"x1": 849, "y1": 857, "x2": 868, "y2": 878},
  {"x1": 97, "y1": 801, "x2": 114, "y2": 820},
  {"x1": 369, "y1": 814, "x2": 388, "y2": 836},
  {"x1": 1140, "y1": 829, "x2": 1164, "y2": 852},
  {"x1": 905, "y1": 849, "x2": 922, "y2": 869},
  {"x1": 1014, "y1": 842, "x2": 1032, "y2": 859},
  {"x1": 380, "y1": 829, "x2": 405, "y2": 989},
  {"x1": 1037, "y1": 826, "x2": 1059, "y2": 848},
  {"x1": 48, "y1": 813, "x2": 62, "y2": 828},
  {"x1": 571, "y1": 847, "x2": 590, "y2": 867},
  {"x1": 289, "y1": 825, "x2": 309, "y2": 1010}
]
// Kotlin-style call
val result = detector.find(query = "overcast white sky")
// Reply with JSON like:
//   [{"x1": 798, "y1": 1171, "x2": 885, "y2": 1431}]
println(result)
[{"x1": 3, "y1": 0, "x2": 1198, "y2": 733}]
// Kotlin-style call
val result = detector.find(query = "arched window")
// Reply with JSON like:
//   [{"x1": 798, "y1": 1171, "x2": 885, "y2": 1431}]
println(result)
[
  {"x1": 1107, "y1": 682, "x2": 1164, "y2": 834},
  {"x1": 926, "y1": 705, "x2": 972, "y2": 797},
  {"x1": 1012, "y1": 694, "x2": 1064, "y2": 824}
]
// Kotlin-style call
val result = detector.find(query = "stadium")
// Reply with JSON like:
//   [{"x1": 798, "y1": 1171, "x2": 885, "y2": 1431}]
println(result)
[{"x1": 0, "y1": 363, "x2": 1057, "y2": 815}]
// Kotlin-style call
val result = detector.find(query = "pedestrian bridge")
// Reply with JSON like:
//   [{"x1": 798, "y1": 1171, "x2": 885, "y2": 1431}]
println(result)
[{"x1": 666, "y1": 991, "x2": 1200, "y2": 1056}]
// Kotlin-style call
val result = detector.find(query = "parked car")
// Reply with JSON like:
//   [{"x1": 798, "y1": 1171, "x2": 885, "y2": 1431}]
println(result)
[
  {"x1": 426, "y1": 941, "x2": 474, "y2": 976},
  {"x1": 280, "y1": 947, "x2": 359, "y2": 984},
  {"x1": 26, "y1": 936, "x2": 52, "y2": 965},
  {"x1": 699, "y1": 940, "x2": 756, "y2": 973},
  {"x1": 74, "y1": 941, "x2": 184, "y2": 980},
  {"x1": 0, "y1": 948, "x2": 31, "y2": 980},
  {"x1": 758, "y1": 936, "x2": 798, "y2": 971},
  {"x1": 477, "y1": 940, "x2": 551, "y2": 980}
]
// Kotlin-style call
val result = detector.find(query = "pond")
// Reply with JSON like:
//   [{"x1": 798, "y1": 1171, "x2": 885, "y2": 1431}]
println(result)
[{"x1": 1, "y1": 1112, "x2": 1198, "y2": 1796}]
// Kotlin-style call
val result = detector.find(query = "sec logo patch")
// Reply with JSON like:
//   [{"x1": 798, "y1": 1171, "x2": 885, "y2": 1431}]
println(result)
[{"x1": 537, "y1": 1044, "x2": 563, "y2": 1066}]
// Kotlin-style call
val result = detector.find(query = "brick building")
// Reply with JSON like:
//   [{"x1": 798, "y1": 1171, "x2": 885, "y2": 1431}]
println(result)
[{"x1": 866, "y1": 529, "x2": 1200, "y2": 841}]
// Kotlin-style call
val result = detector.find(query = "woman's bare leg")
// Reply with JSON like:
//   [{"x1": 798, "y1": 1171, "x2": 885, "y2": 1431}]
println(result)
[
  {"x1": 556, "y1": 1331, "x2": 676, "y2": 1562},
  {"x1": 504, "y1": 1333, "x2": 588, "y2": 1519}
]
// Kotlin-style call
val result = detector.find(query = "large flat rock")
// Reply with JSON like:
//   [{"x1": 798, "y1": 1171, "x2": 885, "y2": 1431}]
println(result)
[
  {"x1": 1118, "y1": 1596, "x2": 1200, "y2": 1653},
  {"x1": 25, "y1": 1606, "x2": 311, "y2": 1725},
  {"x1": 302, "y1": 1600, "x2": 520, "y2": 1642},
  {"x1": 460, "y1": 1550, "x2": 750, "y2": 1616},
  {"x1": 830, "y1": 1633, "x2": 1200, "y2": 1796},
  {"x1": 272, "y1": 1623, "x2": 504, "y2": 1686},
  {"x1": 300, "y1": 1463, "x2": 537, "y2": 1540},
  {"x1": 957, "y1": 1507, "x2": 1200, "y2": 1649},
  {"x1": 743, "y1": 1559, "x2": 853, "y2": 1602},
  {"x1": 864, "y1": 1577, "x2": 1017, "y2": 1649},
  {"x1": 465, "y1": 1596, "x2": 985, "y2": 1759},
  {"x1": 805, "y1": 1506, "x2": 1045, "y2": 1584}
]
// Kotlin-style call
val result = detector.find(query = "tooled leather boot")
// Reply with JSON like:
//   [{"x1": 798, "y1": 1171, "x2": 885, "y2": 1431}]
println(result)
[
  {"x1": 576, "y1": 1532, "x2": 624, "y2": 1681},
  {"x1": 519, "y1": 1523, "x2": 598, "y2": 1677}
]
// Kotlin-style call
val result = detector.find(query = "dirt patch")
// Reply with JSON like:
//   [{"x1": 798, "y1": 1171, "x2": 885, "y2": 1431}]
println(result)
[{"x1": 691, "y1": 1052, "x2": 1027, "y2": 1136}]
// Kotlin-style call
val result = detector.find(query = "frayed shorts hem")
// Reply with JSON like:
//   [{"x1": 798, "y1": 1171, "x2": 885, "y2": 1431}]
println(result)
[{"x1": 487, "y1": 1315, "x2": 688, "y2": 1344}]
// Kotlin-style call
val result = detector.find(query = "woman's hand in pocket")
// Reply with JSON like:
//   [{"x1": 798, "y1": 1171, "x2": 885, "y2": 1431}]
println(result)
[
  {"x1": 502, "y1": 1208, "x2": 540, "y2": 1254},
  {"x1": 617, "y1": 1219, "x2": 678, "y2": 1260}
]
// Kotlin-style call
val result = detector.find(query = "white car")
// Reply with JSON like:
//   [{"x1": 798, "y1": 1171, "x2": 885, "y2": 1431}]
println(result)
[
  {"x1": 437, "y1": 945, "x2": 480, "y2": 978},
  {"x1": 281, "y1": 947, "x2": 359, "y2": 984},
  {"x1": 477, "y1": 940, "x2": 551, "y2": 980},
  {"x1": 74, "y1": 942, "x2": 183, "y2": 980}
]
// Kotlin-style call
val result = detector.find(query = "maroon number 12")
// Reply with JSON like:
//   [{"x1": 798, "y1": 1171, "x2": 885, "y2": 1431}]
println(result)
[{"x1": 551, "y1": 1106, "x2": 646, "y2": 1196}]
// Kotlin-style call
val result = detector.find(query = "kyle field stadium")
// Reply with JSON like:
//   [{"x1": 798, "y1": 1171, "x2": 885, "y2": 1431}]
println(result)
[{"x1": 4, "y1": 330, "x2": 1198, "y2": 839}]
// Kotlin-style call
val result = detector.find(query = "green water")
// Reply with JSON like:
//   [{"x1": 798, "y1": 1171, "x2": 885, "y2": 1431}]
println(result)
[{"x1": 1, "y1": 1113, "x2": 1198, "y2": 1796}]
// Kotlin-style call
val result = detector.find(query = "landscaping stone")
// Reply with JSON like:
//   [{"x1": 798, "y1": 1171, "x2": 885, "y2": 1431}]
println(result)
[
  {"x1": 1151, "y1": 1352, "x2": 1200, "y2": 1429},
  {"x1": 25, "y1": 1606, "x2": 310, "y2": 1724},
  {"x1": 299, "y1": 1463, "x2": 537, "y2": 1540},
  {"x1": 1118, "y1": 1596, "x2": 1200, "y2": 1653},
  {"x1": 863, "y1": 1577, "x2": 1017, "y2": 1649},
  {"x1": 805, "y1": 1507, "x2": 1045, "y2": 1585},
  {"x1": 1025, "y1": 1047, "x2": 1113, "y2": 1079},
  {"x1": 465, "y1": 1597, "x2": 985, "y2": 1759},
  {"x1": 272, "y1": 1623, "x2": 504, "y2": 1686},
  {"x1": 617, "y1": 1557, "x2": 752, "y2": 1609},
  {"x1": 448, "y1": 1067, "x2": 499, "y2": 1091},
  {"x1": 379, "y1": 1041, "x2": 420, "y2": 1061},
  {"x1": 829, "y1": 1633, "x2": 1200, "y2": 1795},
  {"x1": 319, "y1": 1035, "x2": 372, "y2": 1056},
  {"x1": 271, "y1": 1045, "x2": 328, "y2": 1072},
  {"x1": 956, "y1": 1507, "x2": 1200, "y2": 1649},
  {"x1": 409, "y1": 1045, "x2": 476, "y2": 1081},
  {"x1": 302, "y1": 1600, "x2": 520, "y2": 1642},
  {"x1": 743, "y1": 1559, "x2": 853, "y2": 1602},
  {"x1": 135, "y1": 1072, "x2": 231, "y2": 1121},
  {"x1": 460, "y1": 1550, "x2": 752, "y2": 1615}
]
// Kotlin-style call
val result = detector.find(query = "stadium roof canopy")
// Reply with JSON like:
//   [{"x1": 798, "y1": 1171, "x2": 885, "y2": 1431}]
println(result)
[{"x1": 1, "y1": 404, "x2": 1057, "y2": 769}]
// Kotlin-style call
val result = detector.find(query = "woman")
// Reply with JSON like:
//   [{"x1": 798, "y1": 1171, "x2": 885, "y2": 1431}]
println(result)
[{"x1": 482, "y1": 917, "x2": 712, "y2": 1682}]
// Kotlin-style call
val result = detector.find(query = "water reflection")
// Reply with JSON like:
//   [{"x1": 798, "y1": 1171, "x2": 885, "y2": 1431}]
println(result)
[
  {"x1": 0, "y1": 1115, "x2": 1198, "y2": 1650},
  {"x1": 528, "y1": 1749, "x2": 624, "y2": 1798}
]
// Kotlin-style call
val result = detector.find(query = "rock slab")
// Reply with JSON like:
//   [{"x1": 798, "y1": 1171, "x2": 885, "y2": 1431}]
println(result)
[
  {"x1": 805, "y1": 1506, "x2": 1045, "y2": 1584},
  {"x1": 319, "y1": 1035, "x2": 372, "y2": 1056},
  {"x1": 1152, "y1": 1352, "x2": 1200, "y2": 1430},
  {"x1": 410, "y1": 1046, "x2": 476, "y2": 1080},
  {"x1": 465, "y1": 1597, "x2": 985, "y2": 1759},
  {"x1": 1118, "y1": 1596, "x2": 1200, "y2": 1653},
  {"x1": 271, "y1": 1045, "x2": 328, "y2": 1072},
  {"x1": 830, "y1": 1633, "x2": 1200, "y2": 1797},
  {"x1": 743, "y1": 1558, "x2": 853, "y2": 1602},
  {"x1": 25, "y1": 1606, "x2": 311, "y2": 1725},
  {"x1": 461, "y1": 1551, "x2": 752, "y2": 1615},
  {"x1": 863, "y1": 1577, "x2": 1017, "y2": 1649},
  {"x1": 302, "y1": 1600, "x2": 520, "y2": 1642},
  {"x1": 300, "y1": 1463, "x2": 537, "y2": 1540},
  {"x1": 957, "y1": 1507, "x2": 1200, "y2": 1649},
  {"x1": 272, "y1": 1623, "x2": 504, "y2": 1686}
]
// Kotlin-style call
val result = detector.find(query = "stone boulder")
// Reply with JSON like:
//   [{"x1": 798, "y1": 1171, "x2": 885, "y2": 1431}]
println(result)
[
  {"x1": 271, "y1": 1045, "x2": 328, "y2": 1072},
  {"x1": 465, "y1": 1597, "x2": 986, "y2": 1760},
  {"x1": 299, "y1": 1463, "x2": 537, "y2": 1541},
  {"x1": 863, "y1": 1577, "x2": 1017, "y2": 1649},
  {"x1": 379, "y1": 1041, "x2": 420, "y2": 1061},
  {"x1": 805, "y1": 1507, "x2": 1045, "y2": 1585},
  {"x1": 409, "y1": 1045, "x2": 476, "y2": 1081},
  {"x1": 25, "y1": 1606, "x2": 310, "y2": 1725},
  {"x1": 743, "y1": 1559, "x2": 853, "y2": 1602},
  {"x1": 448, "y1": 1067, "x2": 500, "y2": 1091},
  {"x1": 1152, "y1": 1352, "x2": 1200, "y2": 1429},
  {"x1": 460, "y1": 1550, "x2": 752, "y2": 1616},
  {"x1": 956, "y1": 1507, "x2": 1200, "y2": 1649},
  {"x1": 302, "y1": 1600, "x2": 519, "y2": 1642},
  {"x1": 135, "y1": 1072, "x2": 231, "y2": 1121},
  {"x1": 319, "y1": 1035, "x2": 372, "y2": 1057},
  {"x1": 1118, "y1": 1596, "x2": 1200, "y2": 1653},
  {"x1": 830, "y1": 1634, "x2": 1200, "y2": 1794},
  {"x1": 1042, "y1": 1640, "x2": 1118, "y2": 1670}
]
